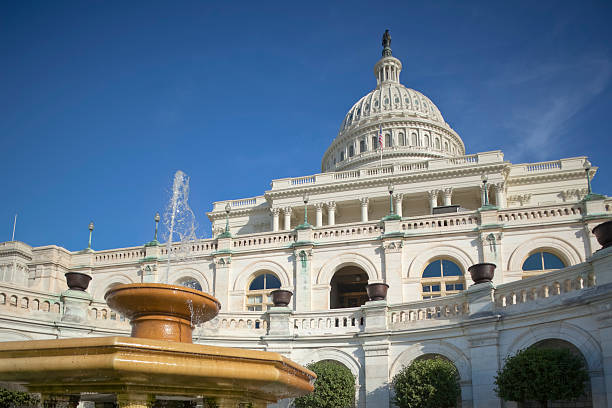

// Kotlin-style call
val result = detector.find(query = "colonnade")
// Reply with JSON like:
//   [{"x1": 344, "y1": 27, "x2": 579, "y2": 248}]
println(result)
[{"x1": 269, "y1": 183, "x2": 508, "y2": 231}]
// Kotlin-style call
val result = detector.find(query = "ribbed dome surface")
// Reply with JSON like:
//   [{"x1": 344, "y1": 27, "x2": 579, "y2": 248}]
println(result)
[{"x1": 339, "y1": 84, "x2": 445, "y2": 133}]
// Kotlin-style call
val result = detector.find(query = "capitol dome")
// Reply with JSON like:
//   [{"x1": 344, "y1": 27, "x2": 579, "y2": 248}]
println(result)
[{"x1": 322, "y1": 32, "x2": 465, "y2": 172}]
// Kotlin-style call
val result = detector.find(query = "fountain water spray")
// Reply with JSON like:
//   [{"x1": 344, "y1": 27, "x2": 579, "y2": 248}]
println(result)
[{"x1": 162, "y1": 170, "x2": 197, "y2": 284}]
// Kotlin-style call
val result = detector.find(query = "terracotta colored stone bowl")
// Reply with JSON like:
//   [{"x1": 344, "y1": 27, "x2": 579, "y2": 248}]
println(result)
[
  {"x1": 65, "y1": 272, "x2": 92, "y2": 291},
  {"x1": 593, "y1": 220, "x2": 612, "y2": 249},
  {"x1": 271, "y1": 289, "x2": 293, "y2": 307},
  {"x1": 468, "y1": 263, "x2": 496, "y2": 284},
  {"x1": 366, "y1": 283, "x2": 389, "y2": 301},
  {"x1": 105, "y1": 283, "x2": 221, "y2": 343}
]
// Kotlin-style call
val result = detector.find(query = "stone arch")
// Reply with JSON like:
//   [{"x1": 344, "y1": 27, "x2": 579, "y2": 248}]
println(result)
[
  {"x1": 316, "y1": 252, "x2": 381, "y2": 285},
  {"x1": 502, "y1": 321, "x2": 602, "y2": 373},
  {"x1": 390, "y1": 341, "x2": 472, "y2": 382},
  {"x1": 407, "y1": 245, "x2": 475, "y2": 280},
  {"x1": 171, "y1": 267, "x2": 211, "y2": 293},
  {"x1": 232, "y1": 260, "x2": 291, "y2": 291},
  {"x1": 507, "y1": 236, "x2": 583, "y2": 272},
  {"x1": 93, "y1": 273, "x2": 134, "y2": 300},
  {"x1": 313, "y1": 348, "x2": 363, "y2": 379}
]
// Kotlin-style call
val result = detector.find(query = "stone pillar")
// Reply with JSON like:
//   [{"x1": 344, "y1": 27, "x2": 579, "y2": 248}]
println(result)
[
  {"x1": 493, "y1": 182, "x2": 506, "y2": 209},
  {"x1": 271, "y1": 208, "x2": 280, "y2": 232},
  {"x1": 283, "y1": 207, "x2": 292, "y2": 231},
  {"x1": 428, "y1": 190, "x2": 439, "y2": 213},
  {"x1": 360, "y1": 197, "x2": 369, "y2": 222},
  {"x1": 443, "y1": 187, "x2": 453, "y2": 206},
  {"x1": 213, "y1": 253, "x2": 232, "y2": 309},
  {"x1": 293, "y1": 246, "x2": 312, "y2": 312},
  {"x1": 266, "y1": 306, "x2": 293, "y2": 336},
  {"x1": 327, "y1": 201, "x2": 336, "y2": 226},
  {"x1": 363, "y1": 341, "x2": 390, "y2": 407},
  {"x1": 382, "y1": 239, "x2": 403, "y2": 302},
  {"x1": 116, "y1": 394, "x2": 153, "y2": 408},
  {"x1": 466, "y1": 326, "x2": 501, "y2": 408},
  {"x1": 393, "y1": 193, "x2": 403, "y2": 217},
  {"x1": 61, "y1": 289, "x2": 92, "y2": 323},
  {"x1": 315, "y1": 202, "x2": 324, "y2": 227}
]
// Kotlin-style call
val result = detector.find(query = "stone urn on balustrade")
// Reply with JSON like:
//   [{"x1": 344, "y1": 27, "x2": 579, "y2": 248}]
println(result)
[
  {"x1": 366, "y1": 283, "x2": 389, "y2": 301},
  {"x1": 468, "y1": 263, "x2": 496, "y2": 285},
  {"x1": 64, "y1": 272, "x2": 92, "y2": 291},
  {"x1": 271, "y1": 289, "x2": 293, "y2": 307},
  {"x1": 593, "y1": 220, "x2": 612, "y2": 249}
]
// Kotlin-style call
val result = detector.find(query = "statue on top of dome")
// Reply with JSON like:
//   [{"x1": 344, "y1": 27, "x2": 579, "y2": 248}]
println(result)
[{"x1": 382, "y1": 29, "x2": 392, "y2": 57}]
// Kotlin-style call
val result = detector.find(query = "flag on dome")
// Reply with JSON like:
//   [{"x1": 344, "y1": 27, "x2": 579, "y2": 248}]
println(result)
[{"x1": 378, "y1": 125, "x2": 383, "y2": 149}]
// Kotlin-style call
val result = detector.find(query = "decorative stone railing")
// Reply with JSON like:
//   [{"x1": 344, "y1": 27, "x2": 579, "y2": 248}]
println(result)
[
  {"x1": 497, "y1": 203, "x2": 583, "y2": 225},
  {"x1": 211, "y1": 195, "x2": 267, "y2": 212},
  {"x1": 88, "y1": 300, "x2": 129, "y2": 327},
  {"x1": 94, "y1": 248, "x2": 146, "y2": 264},
  {"x1": 401, "y1": 211, "x2": 479, "y2": 233},
  {"x1": 198, "y1": 312, "x2": 269, "y2": 334},
  {"x1": 233, "y1": 231, "x2": 297, "y2": 250},
  {"x1": 312, "y1": 222, "x2": 384, "y2": 242},
  {"x1": 160, "y1": 240, "x2": 218, "y2": 255},
  {"x1": 388, "y1": 293, "x2": 470, "y2": 329},
  {"x1": 269, "y1": 151, "x2": 504, "y2": 190},
  {"x1": 0, "y1": 283, "x2": 62, "y2": 317},
  {"x1": 509, "y1": 157, "x2": 585, "y2": 176},
  {"x1": 494, "y1": 263, "x2": 595, "y2": 310},
  {"x1": 292, "y1": 307, "x2": 364, "y2": 336}
]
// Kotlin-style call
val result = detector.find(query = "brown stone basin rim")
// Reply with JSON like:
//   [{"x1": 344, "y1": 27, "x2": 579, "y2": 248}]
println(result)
[{"x1": 104, "y1": 283, "x2": 221, "y2": 343}]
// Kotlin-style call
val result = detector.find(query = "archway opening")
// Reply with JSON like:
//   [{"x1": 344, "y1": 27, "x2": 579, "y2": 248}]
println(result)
[
  {"x1": 519, "y1": 339, "x2": 592, "y2": 408},
  {"x1": 330, "y1": 266, "x2": 368, "y2": 309}
]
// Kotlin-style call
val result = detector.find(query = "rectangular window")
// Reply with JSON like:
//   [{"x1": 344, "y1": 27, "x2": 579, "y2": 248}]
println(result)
[{"x1": 360, "y1": 140, "x2": 366, "y2": 153}]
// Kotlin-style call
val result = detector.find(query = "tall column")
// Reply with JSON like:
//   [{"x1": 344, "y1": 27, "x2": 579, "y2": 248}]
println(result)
[
  {"x1": 315, "y1": 203, "x2": 324, "y2": 227},
  {"x1": 360, "y1": 197, "x2": 369, "y2": 222},
  {"x1": 326, "y1": 202, "x2": 336, "y2": 226},
  {"x1": 428, "y1": 190, "x2": 439, "y2": 213},
  {"x1": 494, "y1": 182, "x2": 506, "y2": 209},
  {"x1": 283, "y1": 207, "x2": 292, "y2": 230},
  {"x1": 443, "y1": 188, "x2": 453, "y2": 206},
  {"x1": 271, "y1": 208, "x2": 280, "y2": 232},
  {"x1": 480, "y1": 184, "x2": 488, "y2": 207},
  {"x1": 393, "y1": 193, "x2": 403, "y2": 217}
]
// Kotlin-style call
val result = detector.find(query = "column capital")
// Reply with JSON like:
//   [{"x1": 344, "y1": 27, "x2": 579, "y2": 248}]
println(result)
[
  {"x1": 326, "y1": 201, "x2": 336, "y2": 210},
  {"x1": 270, "y1": 207, "x2": 281, "y2": 215},
  {"x1": 392, "y1": 193, "x2": 403, "y2": 201},
  {"x1": 314, "y1": 202, "x2": 325, "y2": 210},
  {"x1": 283, "y1": 206, "x2": 292, "y2": 215},
  {"x1": 360, "y1": 197, "x2": 369, "y2": 206},
  {"x1": 493, "y1": 181, "x2": 505, "y2": 191},
  {"x1": 443, "y1": 187, "x2": 453, "y2": 196},
  {"x1": 427, "y1": 189, "x2": 439, "y2": 199}
]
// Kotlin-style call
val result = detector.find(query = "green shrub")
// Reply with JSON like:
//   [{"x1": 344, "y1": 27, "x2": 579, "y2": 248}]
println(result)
[
  {"x1": 0, "y1": 388, "x2": 39, "y2": 408},
  {"x1": 392, "y1": 357, "x2": 460, "y2": 408},
  {"x1": 495, "y1": 347, "x2": 588, "y2": 408},
  {"x1": 293, "y1": 360, "x2": 355, "y2": 408}
]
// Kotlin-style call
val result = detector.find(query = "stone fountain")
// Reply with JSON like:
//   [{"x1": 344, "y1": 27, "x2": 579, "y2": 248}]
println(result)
[{"x1": 0, "y1": 171, "x2": 315, "y2": 407}]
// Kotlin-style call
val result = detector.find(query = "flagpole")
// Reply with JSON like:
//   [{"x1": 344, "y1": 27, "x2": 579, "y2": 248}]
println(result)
[{"x1": 11, "y1": 214, "x2": 17, "y2": 241}]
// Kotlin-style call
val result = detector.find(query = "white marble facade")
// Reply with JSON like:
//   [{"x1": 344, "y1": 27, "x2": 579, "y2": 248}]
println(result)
[{"x1": 1, "y1": 39, "x2": 612, "y2": 408}]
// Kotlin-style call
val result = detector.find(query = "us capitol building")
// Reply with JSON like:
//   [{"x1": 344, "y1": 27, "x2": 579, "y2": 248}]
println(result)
[{"x1": 1, "y1": 33, "x2": 612, "y2": 408}]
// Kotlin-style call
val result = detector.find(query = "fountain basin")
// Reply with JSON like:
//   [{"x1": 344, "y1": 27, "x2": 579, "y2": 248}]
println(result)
[
  {"x1": 105, "y1": 283, "x2": 221, "y2": 343},
  {"x1": 0, "y1": 336, "x2": 315, "y2": 405}
]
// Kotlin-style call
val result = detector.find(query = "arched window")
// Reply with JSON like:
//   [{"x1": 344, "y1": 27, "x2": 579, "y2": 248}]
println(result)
[
  {"x1": 421, "y1": 259, "x2": 465, "y2": 299},
  {"x1": 372, "y1": 136, "x2": 378, "y2": 150},
  {"x1": 444, "y1": 141, "x2": 449, "y2": 151},
  {"x1": 348, "y1": 145, "x2": 354, "y2": 157},
  {"x1": 435, "y1": 138, "x2": 441, "y2": 149},
  {"x1": 522, "y1": 250, "x2": 566, "y2": 277},
  {"x1": 399, "y1": 132, "x2": 406, "y2": 146},
  {"x1": 385, "y1": 133, "x2": 392, "y2": 147},
  {"x1": 246, "y1": 273, "x2": 281, "y2": 311},
  {"x1": 178, "y1": 278, "x2": 202, "y2": 291},
  {"x1": 412, "y1": 133, "x2": 418, "y2": 146},
  {"x1": 424, "y1": 135, "x2": 430, "y2": 147},
  {"x1": 340, "y1": 151, "x2": 345, "y2": 161}
]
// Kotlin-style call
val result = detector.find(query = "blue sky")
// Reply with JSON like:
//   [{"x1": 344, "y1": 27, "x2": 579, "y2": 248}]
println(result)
[{"x1": 1, "y1": 1, "x2": 611, "y2": 251}]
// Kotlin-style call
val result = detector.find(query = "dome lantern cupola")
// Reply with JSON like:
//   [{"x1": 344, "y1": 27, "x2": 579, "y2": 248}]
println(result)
[
  {"x1": 321, "y1": 31, "x2": 466, "y2": 173},
  {"x1": 375, "y1": 30, "x2": 402, "y2": 87}
]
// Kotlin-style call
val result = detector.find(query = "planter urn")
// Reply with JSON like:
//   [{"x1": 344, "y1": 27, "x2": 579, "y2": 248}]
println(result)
[
  {"x1": 65, "y1": 272, "x2": 92, "y2": 291},
  {"x1": 366, "y1": 283, "x2": 389, "y2": 301},
  {"x1": 593, "y1": 220, "x2": 612, "y2": 249},
  {"x1": 270, "y1": 289, "x2": 293, "y2": 307},
  {"x1": 468, "y1": 263, "x2": 496, "y2": 285}
]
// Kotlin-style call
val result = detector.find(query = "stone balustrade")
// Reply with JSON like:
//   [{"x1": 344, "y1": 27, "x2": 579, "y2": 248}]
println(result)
[
  {"x1": 94, "y1": 248, "x2": 146, "y2": 264},
  {"x1": 198, "y1": 312, "x2": 269, "y2": 334},
  {"x1": 497, "y1": 203, "x2": 583, "y2": 225},
  {"x1": 232, "y1": 231, "x2": 297, "y2": 250},
  {"x1": 0, "y1": 283, "x2": 62, "y2": 317},
  {"x1": 388, "y1": 293, "x2": 469, "y2": 329},
  {"x1": 494, "y1": 262, "x2": 596, "y2": 310},
  {"x1": 401, "y1": 211, "x2": 479, "y2": 233},
  {"x1": 292, "y1": 307, "x2": 364, "y2": 336},
  {"x1": 509, "y1": 157, "x2": 585, "y2": 176},
  {"x1": 211, "y1": 195, "x2": 267, "y2": 212},
  {"x1": 312, "y1": 222, "x2": 384, "y2": 242}
]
